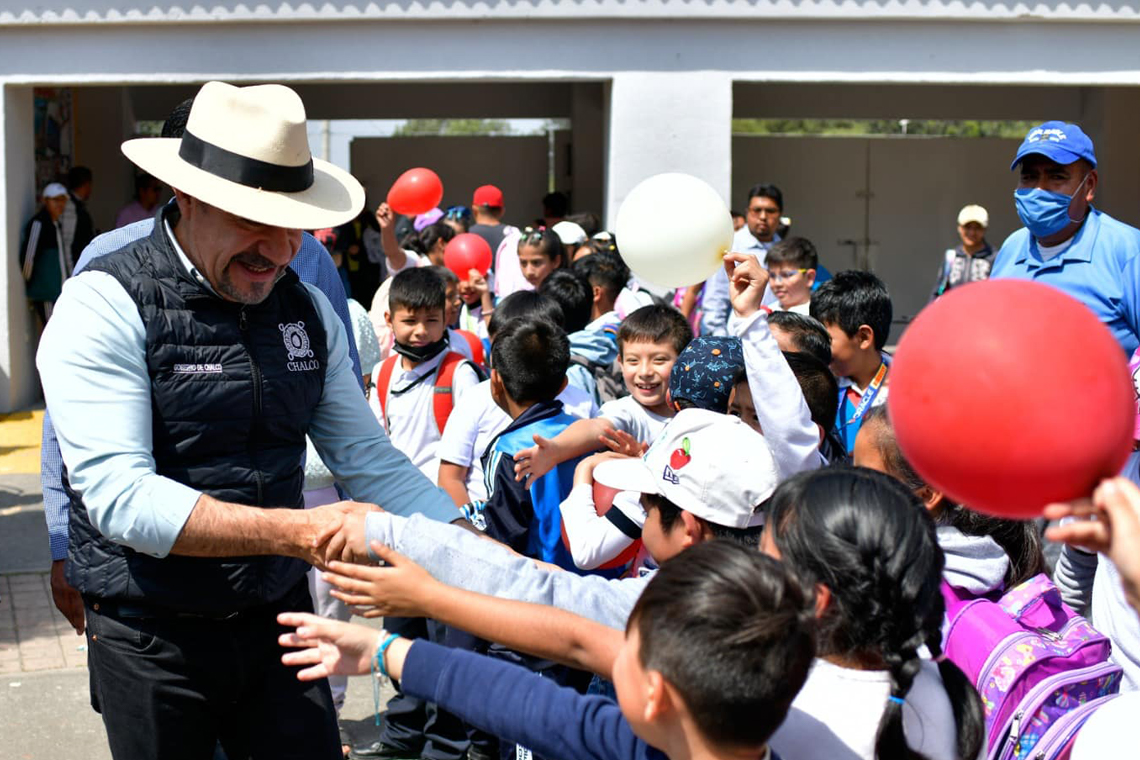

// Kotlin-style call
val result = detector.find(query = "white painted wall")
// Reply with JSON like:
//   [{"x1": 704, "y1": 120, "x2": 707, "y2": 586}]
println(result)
[{"x1": 1, "y1": 85, "x2": 37, "y2": 412}]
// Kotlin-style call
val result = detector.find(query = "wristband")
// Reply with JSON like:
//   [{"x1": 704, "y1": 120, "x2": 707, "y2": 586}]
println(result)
[{"x1": 371, "y1": 631, "x2": 400, "y2": 725}]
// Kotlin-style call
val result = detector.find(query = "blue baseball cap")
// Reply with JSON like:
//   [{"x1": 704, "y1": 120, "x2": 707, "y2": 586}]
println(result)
[
  {"x1": 1010, "y1": 121, "x2": 1097, "y2": 171},
  {"x1": 668, "y1": 336, "x2": 745, "y2": 414}
]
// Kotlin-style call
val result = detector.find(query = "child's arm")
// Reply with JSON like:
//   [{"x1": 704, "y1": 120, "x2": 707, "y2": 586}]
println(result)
[
  {"x1": 560, "y1": 454, "x2": 643, "y2": 571},
  {"x1": 437, "y1": 462, "x2": 472, "y2": 508},
  {"x1": 279, "y1": 618, "x2": 641, "y2": 760},
  {"x1": 324, "y1": 542, "x2": 622, "y2": 676},
  {"x1": 724, "y1": 252, "x2": 821, "y2": 479},
  {"x1": 374, "y1": 202, "x2": 408, "y2": 271},
  {"x1": 512, "y1": 417, "x2": 615, "y2": 483}
]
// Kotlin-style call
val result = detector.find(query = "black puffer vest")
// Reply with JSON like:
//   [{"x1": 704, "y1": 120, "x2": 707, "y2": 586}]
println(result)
[{"x1": 65, "y1": 208, "x2": 327, "y2": 613}]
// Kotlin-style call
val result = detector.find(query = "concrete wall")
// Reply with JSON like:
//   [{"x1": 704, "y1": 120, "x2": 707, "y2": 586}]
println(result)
[
  {"x1": 349, "y1": 135, "x2": 551, "y2": 227},
  {"x1": 1, "y1": 85, "x2": 37, "y2": 412},
  {"x1": 72, "y1": 85, "x2": 136, "y2": 232}
]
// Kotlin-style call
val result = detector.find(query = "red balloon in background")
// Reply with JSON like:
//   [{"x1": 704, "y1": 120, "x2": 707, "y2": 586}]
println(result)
[
  {"x1": 888, "y1": 279, "x2": 1134, "y2": 519},
  {"x1": 444, "y1": 234, "x2": 493, "y2": 280},
  {"x1": 386, "y1": 168, "x2": 443, "y2": 216}
]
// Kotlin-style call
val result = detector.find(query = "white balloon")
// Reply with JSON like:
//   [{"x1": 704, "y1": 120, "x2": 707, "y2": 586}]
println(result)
[{"x1": 615, "y1": 173, "x2": 734, "y2": 289}]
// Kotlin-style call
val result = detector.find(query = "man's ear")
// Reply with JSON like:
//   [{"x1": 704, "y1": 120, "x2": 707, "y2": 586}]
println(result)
[
  {"x1": 857, "y1": 324, "x2": 876, "y2": 351},
  {"x1": 1085, "y1": 168, "x2": 1099, "y2": 203}
]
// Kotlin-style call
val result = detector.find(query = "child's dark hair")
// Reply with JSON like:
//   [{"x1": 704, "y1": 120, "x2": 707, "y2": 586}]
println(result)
[
  {"x1": 428, "y1": 265, "x2": 459, "y2": 287},
  {"x1": 765, "y1": 237, "x2": 818, "y2": 270},
  {"x1": 767, "y1": 312, "x2": 832, "y2": 366},
  {"x1": 643, "y1": 493, "x2": 762, "y2": 548},
  {"x1": 617, "y1": 305, "x2": 693, "y2": 356},
  {"x1": 628, "y1": 540, "x2": 814, "y2": 750},
  {"x1": 389, "y1": 267, "x2": 445, "y2": 313},
  {"x1": 488, "y1": 291, "x2": 565, "y2": 340},
  {"x1": 860, "y1": 405, "x2": 1045, "y2": 589},
  {"x1": 490, "y1": 318, "x2": 569, "y2": 404},
  {"x1": 572, "y1": 250, "x2": 630, "y2": 304},
  {"x1": 766, "y1": 468, "x2": 985, "y2": 760},
  {"x1": 782, "y1": 351, "x2": 839, "y2": 433},
  {"x1": 810, "y1": 270, "x2": 893, "y2": 350},
  {"x1": 538, "y1": 269, "x2": 592, "y2": 333},
  {"x1": 566, "y1": 212, "x2": 601, "y2": 237},
  {"x1": 519, "y1": 227, "x2": 564, "y2": 264},
  {"x1": 402, "y1": 222, "x2": 455, "y2": 256}
]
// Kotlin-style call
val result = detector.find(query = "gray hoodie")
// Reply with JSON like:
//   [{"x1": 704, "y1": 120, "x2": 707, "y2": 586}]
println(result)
[{"x1": 937, "y1": 525, "x2": 1009, "y2": 596}]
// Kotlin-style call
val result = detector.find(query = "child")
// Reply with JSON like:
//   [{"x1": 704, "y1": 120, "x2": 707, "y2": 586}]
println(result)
[
  {"x1": 429, "y1": 265, "x2": 484, "y2": 364},
  {"x1": 517, "y1": 226, "x2": 563, "y2": 289},
  {"x1": 455, "y1": 265, "x2": 494, "y2": 344},
  {"x1": 809, "y1": 269, "x2": 893, "y2": 454},
  {"x1": 280, "y1": 540, "x2": 814, "y2": 760},
  {"x1": 764, "y1": 237, "x2": 818, "y2": 314},
  {"x1": 437, "y1": 292, "x2": 597, "y2": 508},
  {"x1": 766, "y1": 310, "x2": 832, "y2": 366},
  {"x1": 762, "y1": 468, "x2": 984, "y2": 760},
  {"x1": 540, "y1": 269, "x2": 622, "y2": 404},
  {"x1": 571, "y1": 250, "x2": 628, "y2": 339},
  {"x1": 369, "y1": 267, "x2": 482, "y2": 484},
  {"x1": 472, "y1": 317, "x2": 586, "y2": 571}
]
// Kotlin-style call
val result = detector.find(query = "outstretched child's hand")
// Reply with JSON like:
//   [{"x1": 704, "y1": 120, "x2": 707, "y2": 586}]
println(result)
[
  {"x1": 1045, "y1": 477, "x2": 1140, "y2": 614},
  {"x1": 375, "y1": 202, "x2": 395, "y2": 230},
  {"x1": 278, "y1": 612, "x2": 385, "y2": 680},
  {"x1": 599, "y1": 428, "x2": 647, "y2": 458},
  {"x1": 514, "y1": 434, "x2": 560, "y2": 485},
  {"x1": 724, "y1": 252, "x2": 770, "y2": 319},
  {"x1": 467, "y1": 268, "x2": 490, "y2": 298},
  {"x1": 323, "y1": 542, "x2": 443, "y2": 619}
]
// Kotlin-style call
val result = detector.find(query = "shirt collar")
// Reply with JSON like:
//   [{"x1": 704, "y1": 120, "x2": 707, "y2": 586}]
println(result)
[
  {"x1": 1016, "y1": 208, "x2": 1100, "y2": 267},
  {"x1": 163, "y1": 217, "x2": 219, "y2": 296},
  {"x1": 733, "y1": 226, "x2": 781, "y2": 252}
]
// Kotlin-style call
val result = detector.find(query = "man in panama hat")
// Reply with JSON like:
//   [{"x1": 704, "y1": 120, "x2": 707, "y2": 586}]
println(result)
[{"x1": 36, "y1": 81, "x2": 466, "y2": 760}]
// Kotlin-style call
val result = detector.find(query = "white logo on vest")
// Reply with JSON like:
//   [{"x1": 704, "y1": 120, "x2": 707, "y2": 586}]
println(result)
[{"x1": 279, "y1": 321, "x2": 320, "y2": 372}]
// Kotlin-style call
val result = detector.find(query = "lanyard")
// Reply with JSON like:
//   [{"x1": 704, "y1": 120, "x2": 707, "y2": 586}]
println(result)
[{"x1": 836, "y1": 357, "x2": 890, "y2": 444}]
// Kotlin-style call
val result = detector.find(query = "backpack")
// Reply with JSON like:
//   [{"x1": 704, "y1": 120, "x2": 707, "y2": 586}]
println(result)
[
  {"x1": 452, "y1": 327, "x2": 486, "y2": 367},
  {"x1": 942, "y1": 574, "x2": 1122, "y2": 760},
  {"x1": 373, "y1": 352, "x2": 485, "y2": 434},
  {"x1": 569, "y1": 354, "x2": 628, "y2": 405}
]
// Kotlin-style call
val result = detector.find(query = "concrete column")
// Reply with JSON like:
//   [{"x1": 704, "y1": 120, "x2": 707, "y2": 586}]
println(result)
[
  {"x1": 73, "y1": 85, "x2": 137, "y2": 232},
  {"x1": 0, "y1": 84, "x2": 37, "y2": 412},
  {"x1": 604, "y1": 72, "x2": 733, "y2": 226}
]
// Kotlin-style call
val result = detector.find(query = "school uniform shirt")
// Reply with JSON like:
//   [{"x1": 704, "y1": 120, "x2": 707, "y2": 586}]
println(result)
[
  {"x1": 782, "y1": 301, "x2": 812, "y2": 316},
  {"x1": 991, "y1": 207, "x2": 1140, "y2": 355},
  {"x1": 771, "y1": 658, "x2": 956, "y2": 760},
  {"x1": 437, "y1": 380, "x2": 596, "y2": 502},
  {"x1": 598, "y1": 396, "x2": 671, "y2": 446},
  {"x1": 369, "y1": 350, "x2": 481, "y2": 483}
]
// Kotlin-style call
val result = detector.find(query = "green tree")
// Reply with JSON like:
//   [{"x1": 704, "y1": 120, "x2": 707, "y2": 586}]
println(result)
[{"x1": 393, "y1": 118, "x2": 512, "y2": 137}]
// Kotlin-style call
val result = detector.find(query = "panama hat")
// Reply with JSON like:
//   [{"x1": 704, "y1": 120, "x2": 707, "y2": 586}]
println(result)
[{"x1": 121, "y1": 81, "x2": 364, "y2": 230}]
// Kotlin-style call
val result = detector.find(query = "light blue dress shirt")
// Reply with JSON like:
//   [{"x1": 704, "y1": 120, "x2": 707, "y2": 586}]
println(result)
[
  {"x1": 991, "y1": 208, "x2": 1140, "y2": 355},
  {"x1": 38, "y1": 218, "x2": 448, "y2": 560},
  {"x1": 700, "y1": 227, "x2": 780, "y2": 337}
]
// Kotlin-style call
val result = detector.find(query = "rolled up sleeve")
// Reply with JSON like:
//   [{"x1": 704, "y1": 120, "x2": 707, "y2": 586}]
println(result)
[{"x1": 36, "y1": 272, "x2": 202, "y2": 558}]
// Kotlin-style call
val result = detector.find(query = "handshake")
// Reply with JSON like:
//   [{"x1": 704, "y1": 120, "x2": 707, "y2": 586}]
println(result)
[{"x1": 295, "y1": 500, "x2": 380, "y2": 569}]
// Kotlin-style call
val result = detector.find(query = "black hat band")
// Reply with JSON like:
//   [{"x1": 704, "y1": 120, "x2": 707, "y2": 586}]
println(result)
[{"x1": 178, "y1": 130, "x2": 314, "y2": 193}]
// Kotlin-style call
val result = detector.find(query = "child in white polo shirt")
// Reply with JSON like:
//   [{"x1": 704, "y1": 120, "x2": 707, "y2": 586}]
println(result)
[{"x1": 368, "y1": 267, "x2": 482, "y2": 484}]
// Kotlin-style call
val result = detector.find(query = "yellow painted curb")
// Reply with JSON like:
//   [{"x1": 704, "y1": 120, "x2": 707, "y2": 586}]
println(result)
[{"x1": 0, "y1": 409, "x2": 43, "y2": 475}]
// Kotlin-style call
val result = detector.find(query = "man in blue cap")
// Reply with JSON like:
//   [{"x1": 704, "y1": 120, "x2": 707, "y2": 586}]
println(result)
[{"x1": 991, "y1": 121, "x2": 1140, "y2": 354}]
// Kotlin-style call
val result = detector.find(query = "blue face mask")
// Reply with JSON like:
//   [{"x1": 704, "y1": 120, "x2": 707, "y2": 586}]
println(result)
[{"x1": 1013, "y1": 173, "x2": 1090, "y2": 239}]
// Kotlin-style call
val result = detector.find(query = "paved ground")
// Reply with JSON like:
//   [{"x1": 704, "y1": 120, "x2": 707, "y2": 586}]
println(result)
[{"x1": 0, "y1": 408, "x2": 395, "y2": 759}]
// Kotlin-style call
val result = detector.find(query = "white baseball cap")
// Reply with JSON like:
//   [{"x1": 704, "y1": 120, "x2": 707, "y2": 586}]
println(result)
[
  {"x1": 957, "y1": 204, "x2": 989, "y2": 228},
  {"x1": 41, "y1": 182, "x2": 68, "y2": 199},
  {"x1": 552, "y1": 220, "x2": 588, "y2": 246},
  {"x1": 594, "y1": 409, "x2": 778, "y2": 529}
]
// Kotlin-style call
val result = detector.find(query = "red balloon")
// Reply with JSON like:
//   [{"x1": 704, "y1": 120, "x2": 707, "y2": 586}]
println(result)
[
  {"x1": 444, "y1": 233, "x2": 493, "y2": 280},
  {"x1": 386, "y1": 168, "x2": 443, "y2": 216},
  {"x1": 888, "y1": 279, "x2": 1134, "y2": 519},
  {"x1": 559, "y1": 482, "x2": 642, "y2": 572}
]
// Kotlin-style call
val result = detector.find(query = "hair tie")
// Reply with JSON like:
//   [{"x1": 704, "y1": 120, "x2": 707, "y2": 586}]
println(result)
[{"x1": 888, "y1": 695, "x2": 905, "y2": 706}]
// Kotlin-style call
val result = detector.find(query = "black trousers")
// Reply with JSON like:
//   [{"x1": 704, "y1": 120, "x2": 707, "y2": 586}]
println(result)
[{"x1": 84, "y1": 582, "x2": 340, "y2": 760}]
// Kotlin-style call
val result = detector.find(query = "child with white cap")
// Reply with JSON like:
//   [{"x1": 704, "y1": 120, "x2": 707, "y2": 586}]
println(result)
[
  {"x1": 19, "y1": 182, "x2": 71, "y2": 325},
  {"x1": 932, "y1": 203, "x2": 994, "y2": 299}
]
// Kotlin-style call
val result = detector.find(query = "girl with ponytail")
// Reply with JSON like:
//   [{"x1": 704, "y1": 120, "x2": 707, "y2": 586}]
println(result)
[{"x1": 763, "y1": 468, "x2": 985, "y2": 760}]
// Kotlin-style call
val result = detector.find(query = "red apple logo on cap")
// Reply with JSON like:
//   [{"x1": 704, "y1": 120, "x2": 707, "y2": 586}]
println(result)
[{"x1": 670, "y1": 438, "x2": 692, "y2": 470}]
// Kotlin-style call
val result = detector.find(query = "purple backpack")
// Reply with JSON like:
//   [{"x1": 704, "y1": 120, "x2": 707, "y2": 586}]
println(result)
[{"x1": 942, "y1": 574, "x2": 1122, "y2": 760}]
